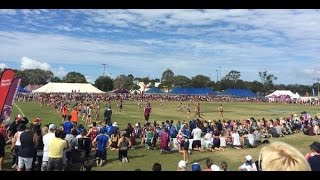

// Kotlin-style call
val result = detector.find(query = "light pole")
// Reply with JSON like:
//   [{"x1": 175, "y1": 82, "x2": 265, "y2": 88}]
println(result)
[
  {"x1": 102, "y1": 64, "x2": 106, "y2": 77},
  {"x1": 216, "y1": 70, "x2": 218, "y2": 82},
  {"x1": 219, "y1": 66, "x2": 221, "y2": 81},
  {"x1": 317, "y1": 78, "x2": 320, "y2": 97}
]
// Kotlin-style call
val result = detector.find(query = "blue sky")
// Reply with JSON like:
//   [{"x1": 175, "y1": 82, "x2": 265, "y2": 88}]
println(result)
[{"x1": 0, "y1": 9, "x2": 320, "y2": 85}]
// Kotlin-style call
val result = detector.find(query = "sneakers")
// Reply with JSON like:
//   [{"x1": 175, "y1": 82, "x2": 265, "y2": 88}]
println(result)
[
  {"x1": 122, "y1": 157, "x2": 129, "y2": 163},
  {"x1": 11, "y1": 164, "x2": 17, "y2": 169}
]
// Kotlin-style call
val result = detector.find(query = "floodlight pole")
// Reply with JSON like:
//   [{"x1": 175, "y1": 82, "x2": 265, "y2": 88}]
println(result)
[
  {"x1": 102, "y1": 64, "x2": 106, "y2": 77},
  {"x1": 317, "y1": 78, "x2": 320, "y2": 97}
]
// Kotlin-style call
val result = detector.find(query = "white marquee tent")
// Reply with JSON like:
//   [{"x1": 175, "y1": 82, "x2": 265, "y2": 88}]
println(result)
[
  {"x1": 265, "y1": 90, "x2": 295, "y2": 98},
  {"x1": 32, "y1": 82, "x2": 105, "y2": 93}
]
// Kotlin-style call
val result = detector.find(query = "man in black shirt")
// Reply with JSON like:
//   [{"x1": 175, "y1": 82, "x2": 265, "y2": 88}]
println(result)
[{"x1": 18, "y1": 124, "x2": 38, "y2": 171}]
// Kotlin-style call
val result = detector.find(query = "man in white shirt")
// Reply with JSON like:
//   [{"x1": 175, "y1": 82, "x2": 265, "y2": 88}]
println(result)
[
  {"x1": 191, "y1": 124, "x2": 203, "y2": 152},
  {"x1": 41, "y1": 124, "x2": 56, "y2": 171}
]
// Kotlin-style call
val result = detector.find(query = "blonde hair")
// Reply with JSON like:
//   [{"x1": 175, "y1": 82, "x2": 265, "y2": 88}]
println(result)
[
  {"x1": 41, "y1": 126, "x2": 49, "y2": 135},
  {"x1": 259, "y1": 141, "x2": 311, "y2": 171}
]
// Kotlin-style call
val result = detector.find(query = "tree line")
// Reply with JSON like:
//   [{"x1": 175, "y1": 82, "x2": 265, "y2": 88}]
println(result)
[{"x1": 0, "y1": 68, "x2": 316, "y2": 96}]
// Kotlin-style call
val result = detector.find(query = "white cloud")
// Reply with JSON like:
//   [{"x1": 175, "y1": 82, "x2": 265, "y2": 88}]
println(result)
[
  {"x1": 52, "y1": 67, "x2": 67, "y2": 78},
  {"x1": 20, "y1": 57, "x2": 50, "y2": 70},
  {"x1": 0, "y1": 63, "x2": 8, "y2": 69},
  {"x1": 0, "y1": 9, "x2": 16, "y2": 15},
  {"x1": 85, "y1": 75, "x2": 93, "y2": 83}
]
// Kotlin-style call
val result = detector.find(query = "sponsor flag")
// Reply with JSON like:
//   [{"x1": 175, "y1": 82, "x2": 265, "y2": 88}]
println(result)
[
  {"x1": 1, "y1": 77, "x2": 21, "y2": 122},
  {"x1": 0, "y1": 69, "x2": 15, "y2": 114}
]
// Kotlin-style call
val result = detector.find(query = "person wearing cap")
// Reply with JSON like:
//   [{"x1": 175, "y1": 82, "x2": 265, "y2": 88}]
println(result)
[
  {"x1": 41, "y1": 123, "x2": 56, "y2": 171},
  {"x1": 306, "y1": 141, "x2": 320, "y2": 171},
  {"x1": 177, "y1": 160, "x2": 187, "y2": 171},
  {"x1": 192, "y1": 162, "x2": 201, "y2": 171},
  {"x1": 238, "y1": 155, "x2": 257, "y2": 171}
]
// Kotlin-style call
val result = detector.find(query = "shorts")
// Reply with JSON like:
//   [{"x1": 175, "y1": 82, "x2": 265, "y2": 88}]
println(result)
[
  {"x1": 192, "y1": 140, "x2": 201, "y2": 149},
  {"x1": 18, "y1": 157, "x2": 33, "y2": 169},
  {"x1": 183, "y1": 140, "x2": 190, "y2": 151},
  {"x1": 95, "y1": 149, "x2": 106, "y2": 161}
]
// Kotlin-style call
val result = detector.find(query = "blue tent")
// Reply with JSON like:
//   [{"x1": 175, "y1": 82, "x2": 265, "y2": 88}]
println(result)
[
  {"x1": 222, "y1": 88, "x2": 256, "y2": 97},
  {"x1": 169, "y1": 88, "x2": 214, "y2": 95},
  {"x1": 18, "y1": 86, "x2": 30, "y2": 93},
  {"x1": 145, "y1": 87, "x2": 164, "y2": 94}
]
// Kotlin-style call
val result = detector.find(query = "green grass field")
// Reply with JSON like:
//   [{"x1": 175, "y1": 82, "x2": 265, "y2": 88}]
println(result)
[{"x1": 4, "y1": 100, "x2": 320, "y2": 171}]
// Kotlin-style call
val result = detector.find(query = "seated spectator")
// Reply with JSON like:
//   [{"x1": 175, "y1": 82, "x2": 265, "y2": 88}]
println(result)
[
  {"x1": 177, "y1": 160, "x2": 187, "y2": 171},
  {"x1": 259, "y1": 141, "x2": 311, "y2": 171},
  {"x1": 238, "y1": 155, "x2": 257, "y2": 171},
  {"x1": 220, "y1": 161, "x2": 228, "y2": 171},
  {"x1": 152, "y1": 162, "x2": 161, "y2": 171},
  {"x1": 306, "y1": 141, "x2": 320, "y2": 171},
  {"x1": 192, "y1": 162, "x2": 201, "y2": 171},
  {"x1": 203, "y1": 158, "x2": 213, "y2": 171}
]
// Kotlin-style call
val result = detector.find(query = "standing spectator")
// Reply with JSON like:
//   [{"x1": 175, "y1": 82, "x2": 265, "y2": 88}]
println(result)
[
  {"x1": 306, "y1": 141, "x2": 320, "y2": 171},
  {"x1": 11, "y1": 123, "x2": 26, "y2": 169},
  {"x1": 70, "y1": 107, "x2": 79, "y2": 126},
  {"x1": 92, "y1": 127, "x2": 110, "y2": 167},
  {"x1": 104, "y1": 105, "x2": 112, "y2": 125},
  {"x1": 18, "y1": 124, "x2": 38, "y2": 171},
  {"x1": 42, "y1": 124, "x2": 56, "y2": 171},
  {"x1": 87, "y1": 122, "x2": 99, "y2": 143},
  {"x1": 117, "y1": 132, "x2": 132, "y2": 163},
  {"x1": 144, "y1": 103, "x2": 152, "y2": 123},
  {"x1": 47, "y1": 129, "x2": 68, "y2": 171},
  {"x1": 63, "y1": 115, "x2": 74, "y2": 135}
]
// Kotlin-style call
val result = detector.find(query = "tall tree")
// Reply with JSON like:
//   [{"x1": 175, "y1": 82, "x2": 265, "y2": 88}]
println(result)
[
  {"x1": 223, "y1": 70, "x2": 241, "y2": 82},
  {"x1": 95, "y1": 76, "x2": 113, "y2": 92},
  {"x1": 161, "y1": 68, "x2": 174, "y2": 90},
  {"x1": 50, "y1": 76, "x2": 62, "y2": 82},
  {"x1": 63, "y1": 71, "x2": 87, "y2": 83},
  {"x1": 15, "y1": 69, "x2": 54, "y2": 86},
  {"x1": 113, "y1": 74, "x2": 133, "y2": 89},
  {"x1": 259, "y1": 71, "x2": 277, "y2": 95},
  {"x1": 173, "y1": 75, "x2": 191, "y2": 87},
  {"x1": 191, "y1": 75, "x2": 211, "y2": 88}
]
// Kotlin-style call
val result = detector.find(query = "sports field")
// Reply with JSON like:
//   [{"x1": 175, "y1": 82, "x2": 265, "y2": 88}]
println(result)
[{"x1": 4, "y1": 100, "x2": 320, "y2": 171}]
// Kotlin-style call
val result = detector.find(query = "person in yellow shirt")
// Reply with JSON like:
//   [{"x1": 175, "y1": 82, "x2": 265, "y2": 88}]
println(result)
[{"x1": 47, "y1": 129, "x2": 68, "y2": 171}]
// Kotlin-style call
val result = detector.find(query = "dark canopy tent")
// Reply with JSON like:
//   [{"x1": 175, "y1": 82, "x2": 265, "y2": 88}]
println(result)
[
  {"x1": 145, "y1": 87, "x2": 164, "y2": 94},
  {"x1": 18, "y1": 86, "x2": 30, "y2": 93},
  {"x1": 222, "y1": 88, "x2": 256, "y2": 97},
  {"x1": 169, "y1": 87, "x2": 214, "y2": 95}
]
